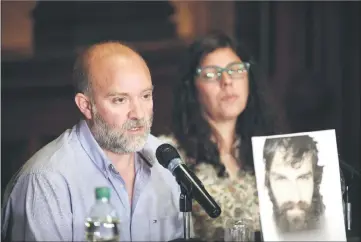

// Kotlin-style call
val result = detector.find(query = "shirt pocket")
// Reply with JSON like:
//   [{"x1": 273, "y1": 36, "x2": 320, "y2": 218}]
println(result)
[{"x1": 149, "y1": 215, "x2": 183, "y2": 241}]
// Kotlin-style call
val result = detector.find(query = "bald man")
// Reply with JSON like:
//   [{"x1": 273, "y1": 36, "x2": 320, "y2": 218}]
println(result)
[{"x1": 2, "y1": 42, "x2": 184, "y2": 241}]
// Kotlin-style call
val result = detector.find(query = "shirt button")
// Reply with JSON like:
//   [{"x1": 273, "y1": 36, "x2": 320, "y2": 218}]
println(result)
[{"x1": 109, "y1": 164, "x2": 119, "y2": 174}]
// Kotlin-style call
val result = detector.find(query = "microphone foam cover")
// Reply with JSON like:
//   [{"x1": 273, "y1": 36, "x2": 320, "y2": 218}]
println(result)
[{"x1": 155, "y1": 143, "x2": 181, "y2": 168}]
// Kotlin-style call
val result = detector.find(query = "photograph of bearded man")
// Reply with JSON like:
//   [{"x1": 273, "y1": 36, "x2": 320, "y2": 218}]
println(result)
[
  {"x1": 252, "y1": 130, "x2": 347, "y2": 241},
  {"x1": 263, "y1": 135, "x2": 325, "y2": 233}
]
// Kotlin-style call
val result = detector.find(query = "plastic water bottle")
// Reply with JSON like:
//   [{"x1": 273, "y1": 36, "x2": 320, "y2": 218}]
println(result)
[{"x1": 85, "y1": 187, "x2": 120, "y2": 242}]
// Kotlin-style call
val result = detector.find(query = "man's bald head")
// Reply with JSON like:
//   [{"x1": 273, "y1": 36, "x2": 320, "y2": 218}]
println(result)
[
  {"x1": 73, "y1": 41, "x2": 154, "y2": 154},
  {"x1": 73, "y1": 41, "x2": 149, "y2": 96}
]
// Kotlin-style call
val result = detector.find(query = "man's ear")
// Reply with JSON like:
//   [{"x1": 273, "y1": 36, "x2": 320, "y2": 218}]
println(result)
[{"x1": 75, "y1": 93, "x2": 92, "y2": 119}]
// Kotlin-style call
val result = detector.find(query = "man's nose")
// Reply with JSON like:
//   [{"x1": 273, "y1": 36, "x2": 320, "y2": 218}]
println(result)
[
  {"x1": 289, "y1": 183, "x2": 302, "y2": 203},
  {"x1": 129, "y1": 99, "x2": 144, "y2": 119}
]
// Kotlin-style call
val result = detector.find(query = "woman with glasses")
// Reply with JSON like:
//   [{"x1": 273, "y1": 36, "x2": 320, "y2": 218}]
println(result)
[{"x1": 159, "y1": 32, "x2": 288, "y2": 241}]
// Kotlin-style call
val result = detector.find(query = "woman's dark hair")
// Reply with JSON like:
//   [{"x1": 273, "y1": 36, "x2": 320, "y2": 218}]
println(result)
[{"x1": 171, "y1": 31, "x2": 287, "y2": 176}]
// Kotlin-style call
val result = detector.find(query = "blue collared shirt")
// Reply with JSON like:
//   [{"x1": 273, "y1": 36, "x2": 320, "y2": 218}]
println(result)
[{"x1": 1, "y1": 120, "x2": 184, "y2": 241}]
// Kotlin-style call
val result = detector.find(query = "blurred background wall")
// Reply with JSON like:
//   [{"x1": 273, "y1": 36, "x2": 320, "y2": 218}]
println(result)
[{"x1": 1, "y1": 0, "x2": 360, "y2": 237}]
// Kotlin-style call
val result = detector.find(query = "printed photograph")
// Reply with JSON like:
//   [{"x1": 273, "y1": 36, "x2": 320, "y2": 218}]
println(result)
[{"x1": 252, "y1": 130, "x2": 347, "y2": 241}]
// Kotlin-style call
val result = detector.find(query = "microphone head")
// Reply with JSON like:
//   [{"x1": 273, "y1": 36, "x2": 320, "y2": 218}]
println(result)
[{"x1": 156, "y1": 143, "x2": 181, "y2": 168}]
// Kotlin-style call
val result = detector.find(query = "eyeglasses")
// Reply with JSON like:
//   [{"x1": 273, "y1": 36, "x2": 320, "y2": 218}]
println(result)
[{"x1": 196, "y1": 62, "x2": 250, "y2": 82}]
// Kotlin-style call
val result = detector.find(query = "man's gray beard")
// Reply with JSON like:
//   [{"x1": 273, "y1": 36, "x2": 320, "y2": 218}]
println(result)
[{"x1": 90, "y1": 110, "x2": 153, "y2": 154}]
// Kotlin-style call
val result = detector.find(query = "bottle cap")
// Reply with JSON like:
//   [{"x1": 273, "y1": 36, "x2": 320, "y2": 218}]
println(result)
[{"x1": 95, "y1": 187, "x2": 111, "y2": 200}]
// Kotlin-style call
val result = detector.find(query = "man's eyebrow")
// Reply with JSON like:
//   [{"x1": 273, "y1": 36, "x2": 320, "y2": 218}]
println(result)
[
  {"x1": 106, "y1": 92, "x2": 128, "y2": 97},
  {"x1": 106, "y1": 86, "x2": 154, "y2": 97},
  {"x1": 298, "y1": 171, "x2": 312, "y2": 178},
  {"x1": 270, "y1": 171, "x2": 286, "y2": 177}
]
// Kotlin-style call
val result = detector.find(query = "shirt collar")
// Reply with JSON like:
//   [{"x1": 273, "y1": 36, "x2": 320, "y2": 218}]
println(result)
[
  {"x1": 76, "y1": 120, "x2": 112, "y2": 177},
  {"x1": 76, "y1": 119, "x2": 152, "y2": 177}
]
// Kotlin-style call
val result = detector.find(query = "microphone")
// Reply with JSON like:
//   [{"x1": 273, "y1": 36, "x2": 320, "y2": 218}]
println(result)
[
  {"x1": 156, "y1": 143, "x2": 222, "y2": 218},
  {"x1": 140, "y1": 134, "x2": 166, "y2": 167}
]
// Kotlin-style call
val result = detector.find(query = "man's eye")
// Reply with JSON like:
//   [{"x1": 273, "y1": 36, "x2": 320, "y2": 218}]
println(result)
[
  {"x1": 143, "y1": 93, "x2": 153, "y2": 99},
  {"x1": 113, "y1": 98, "x2": 125, "y2": 104}
]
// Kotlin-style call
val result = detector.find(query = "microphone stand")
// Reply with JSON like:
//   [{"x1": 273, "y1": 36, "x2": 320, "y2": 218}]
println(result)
[
  {"x1": 345, "y1": 186, "x2": 351, "y2": 231},
  {"x1": 180, "y1": 185, "x2": 192, "y2": 240},
  {"x1": 170, "y1": 181, "x2": 204, "y2": 242},
  {"x1": 339, "y1": 160, "x2": 360, "y2": 237}
]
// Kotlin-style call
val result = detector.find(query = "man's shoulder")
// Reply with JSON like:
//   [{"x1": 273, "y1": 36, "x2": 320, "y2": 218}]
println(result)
[
  {"x1": 2, "y1": 125, "x2": 85, "y2": 216},
  {"x1": 17, "y1": 126, "x2": 80, "y2": 177}
]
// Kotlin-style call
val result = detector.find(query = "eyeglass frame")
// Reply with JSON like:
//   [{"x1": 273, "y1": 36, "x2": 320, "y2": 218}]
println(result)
[{"x1": 195, "y1": 61, "x2": 251, "y2": 82}]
